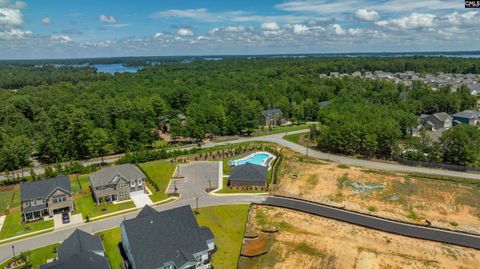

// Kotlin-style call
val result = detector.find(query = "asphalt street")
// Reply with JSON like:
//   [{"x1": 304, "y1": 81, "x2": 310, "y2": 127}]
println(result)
[
  {"x1": 264, "y1": 196, "x2": 480, "y2": 250},
  {"x1": 3, "y1": 129, "x2": 480, "y2": 180}
]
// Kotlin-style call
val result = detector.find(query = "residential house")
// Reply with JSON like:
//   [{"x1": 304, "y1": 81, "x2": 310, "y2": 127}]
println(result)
[
  {"x1": 228, "y1": 163, "x2": 267, "y2": 187},
  {"x1": 467, "y1": 84, "x2": 480, "y2": 96},
  {"x1": 319, "y1": 100, "x2": 330, "y2": 108},
  {"x1": 121, "y1": 205, "x2": 215, "y2": 269},
  {"x1": 419, "y1": 112, "x2": 452, "y2": 131},
  {"x1": 40, "y1": 229, "x2": 110, "y2": 269},
  {"x1": 20, "y1": 175, "x2": 74, "y2": 222},
  {"x1": 177, "y1": 113, "x2": 187, "y2": 124},
  {"x1": 90, "y1": 164, "x2": 146, "y2": 204},
  {"x1": 261, "y1": 108, "x2": 286, "y2": 126},
  {"x1": 452, "y1": 110, "x2": 480, "y2": 126}
]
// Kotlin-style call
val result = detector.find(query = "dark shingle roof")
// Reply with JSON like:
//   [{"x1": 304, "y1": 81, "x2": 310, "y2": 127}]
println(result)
[
  {"x1": 229, "y1": 163, "x2": 267, "y2": 182},
  {"x1": 39, "y1": 252, "x2": 110, "y2": 269},
  {"x1": 122, "y1": 205, "x2": 214, "y2": 269},
  {"x1": 20, "y1": 175, "x2": 71, "y2": 201},
  {"x1": 262, "y1": 108, "x2": 284, "y2": 118},
  {"x1": 40, "y1": 229, "x2": 110, "y2": 269},
  {"x1": 22, "y1": 203, "x2": 48, "y2": 214},
  {"x1": 58, "y1": 229, "x2": 105, "y2": 260}
]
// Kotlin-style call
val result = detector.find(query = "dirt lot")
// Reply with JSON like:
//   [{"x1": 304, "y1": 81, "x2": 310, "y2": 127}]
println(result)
[
  {"x1": 272, "y1": 149, "x2": 480, "y2": 234},
  {"x1": 239, "y1": 206, "x2": 480, "y2": 269}
]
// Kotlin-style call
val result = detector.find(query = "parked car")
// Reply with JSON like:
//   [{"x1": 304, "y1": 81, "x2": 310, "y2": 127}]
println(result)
[{"x1": 62, "y1": 211, "x2": 70, "y2": 224}]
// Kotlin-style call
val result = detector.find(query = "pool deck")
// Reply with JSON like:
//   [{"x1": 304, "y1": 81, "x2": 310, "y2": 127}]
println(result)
[{"x1": 229, "y1": 151, "x2": 276, "y2": 169}]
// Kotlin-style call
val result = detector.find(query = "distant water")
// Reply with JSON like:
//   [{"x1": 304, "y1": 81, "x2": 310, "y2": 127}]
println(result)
[{"x1": 92, "y1": 64, "x2": 139, "y2": 74}]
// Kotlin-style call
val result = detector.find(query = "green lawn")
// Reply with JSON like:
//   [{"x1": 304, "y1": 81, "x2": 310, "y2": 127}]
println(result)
[
  {"x1": 75, "y1": 193, "x2": 135, "y2": 219},
  {"x1": 0, "y1": 188, "x2": 14, "y2": 212},
  {"x1": 2, "y1": 205, "x2": 250, "y2": 269},
  {"x1": 0, "y1": 187, "x2": 54, "y2": 240},
  {"x1": 0, "y1": 243, "x2": 59, "y2": 269},
  {"x1": 97, "y1": 228, "x2": 123, "y2": 269},
  {"x1": 0, "y1": 209, "x2": 54, "y2": 239},
  {"x1": 283, "y1": 132, "x2": 308, "y2": 144},
  {"x1": 138, "y1": 160, "x2": 177, "y2": 202},
  {"x1": 196, "y1": 205, "x2": 250, "y2": 269},
  {"x1": 252, "y1": 124, "x2": 310, "y2": 137}
]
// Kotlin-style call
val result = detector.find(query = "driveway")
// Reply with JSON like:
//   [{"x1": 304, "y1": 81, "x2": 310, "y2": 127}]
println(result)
[
  {"x1": 130, "y1": 191, "x2": 153, "y2": 208},
  {"x1": 53, "y1": 213, "x2": 83, "y2": 230}
]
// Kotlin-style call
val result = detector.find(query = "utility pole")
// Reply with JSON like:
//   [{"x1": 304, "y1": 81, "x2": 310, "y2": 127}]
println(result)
[
  {"x1": 11, "y1": 245, "x2": 15, "y2": 259},
  {"x1": 195, "y1": 197, "x2": 199, "y2": 214}
]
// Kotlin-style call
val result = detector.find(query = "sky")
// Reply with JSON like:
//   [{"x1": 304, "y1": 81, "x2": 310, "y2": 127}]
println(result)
[{"x1": 0, "y1": 0, "x2": 479, "y2": 59}]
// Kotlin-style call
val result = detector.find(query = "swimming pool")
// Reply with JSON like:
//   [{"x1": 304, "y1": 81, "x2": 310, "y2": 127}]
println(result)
[{"x1": 229, "y1": 152, "x2": 275, "y2": 167}]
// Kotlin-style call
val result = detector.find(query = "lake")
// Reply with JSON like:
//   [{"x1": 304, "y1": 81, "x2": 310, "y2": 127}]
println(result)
[{"x1": 92, "y1": 64, "x2": 139, "y2": 74}]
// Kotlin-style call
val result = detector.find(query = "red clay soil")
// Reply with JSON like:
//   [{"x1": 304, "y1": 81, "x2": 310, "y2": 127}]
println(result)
[{"x1": 241, "y1": 234, "x2": 270, "y2": 257}]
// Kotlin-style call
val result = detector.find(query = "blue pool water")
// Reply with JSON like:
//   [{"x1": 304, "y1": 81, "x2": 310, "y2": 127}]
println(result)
[{"x1": 230, "y1": 153, "x2": 271, "y2": 167}]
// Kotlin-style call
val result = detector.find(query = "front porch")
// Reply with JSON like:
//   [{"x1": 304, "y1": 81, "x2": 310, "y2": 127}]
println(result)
[{"x1": 23, "y1": 206, "x2": 49, "y2": 222}]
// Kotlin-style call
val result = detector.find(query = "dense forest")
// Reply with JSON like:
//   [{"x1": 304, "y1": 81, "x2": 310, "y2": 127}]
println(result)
[{"x1": 0, "y1": 56, "x2": 479, "y2": 172}]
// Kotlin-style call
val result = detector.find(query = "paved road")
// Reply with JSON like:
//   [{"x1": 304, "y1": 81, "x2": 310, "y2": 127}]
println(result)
[
  {"x1": 212, "y1": 130, "x2": 480, "y2": 180},
  {"x1": 264, "y1": 196, "x2": 480, "y2": 250},
  {"x1": 3, "y1": 129, "x2": 480, "y2": 180},
  {"x1": 0, "y1": 193, "x2": 266, "y2": 262},
  {"x1": 0, "y1": 161, "x2": 266, "y2": 262}
]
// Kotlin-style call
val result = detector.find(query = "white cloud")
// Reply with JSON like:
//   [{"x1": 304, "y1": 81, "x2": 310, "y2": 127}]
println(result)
[
  {"x1": 276, "y1": 0, "x2": 462, "y2": 15},
  {"x1": 0, "y1": 0, "x2": 27, "y2": 9},
  {"x1": 332, "y1": 24, "x2": 345, "y2": 35},
  {"x1": 223, "y1": 26, "x2": 254, "y2": 32},
  {"x1": 376, "y1": 13, "x2": 435, "y2": 29},
  {"x1": 0, "y1": 28, "x2": 30, "y2": 39},
  {"x1": 177, "y1": 28, "x2": 193, "y2": 36},
  {"x1": 153, "y1": 32, "x2": 164, "y2": 38},
  {"x1": 13, "y1": 0, "x2": 25, "y2": 9},
  {"x1": 0, "y1": 8, "x2": 23, "y2": 26},
  {"x1": 355, "y1": 9, "x2": 380, "y2": 22},
  {"x1": 41, "y1": 17, "x2": 52, "y2": 25},
  {"x1": 292, "y1": 24, "x2": 309, "y2": 34},
  {"x1": 99, "y1": 14, "x2": 117, "y2": 23},
  {"x1": 50, "y1": 34, "x2": 73, "y2": 43},
  {"x1": 261, "y1": 22, "x2": 280, "y2": 31}
]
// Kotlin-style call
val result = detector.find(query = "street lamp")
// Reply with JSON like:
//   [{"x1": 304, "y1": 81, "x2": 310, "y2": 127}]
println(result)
[{"x1": 11, "y1": 245, "x2": 15, "y2": 259}]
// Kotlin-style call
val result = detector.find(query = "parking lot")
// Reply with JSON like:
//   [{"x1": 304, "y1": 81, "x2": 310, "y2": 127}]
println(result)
[{"x1": 167, "y1": 161, "x2": 221, "y2": 199}]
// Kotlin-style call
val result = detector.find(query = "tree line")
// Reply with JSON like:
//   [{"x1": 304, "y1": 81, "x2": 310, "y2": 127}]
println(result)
[{"x1": 0, "y1": 56, "x2": 479, "y2": 173}]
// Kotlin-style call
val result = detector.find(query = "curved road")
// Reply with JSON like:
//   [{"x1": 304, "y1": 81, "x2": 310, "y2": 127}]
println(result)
[
  {"x1": 2, "y1": 129, "x2": 480, "y2": 180},
  {"x1": 264, "y1": 196, "x2": 480, "y2": 250},
  {"x1": 207, "y1": 130, "x2": 480, "y2": 180}
]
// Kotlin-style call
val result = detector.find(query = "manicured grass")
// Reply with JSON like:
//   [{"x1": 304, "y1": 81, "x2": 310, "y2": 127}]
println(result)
[
  {"x1": 196, "y1": 204, "x2": 250, "y2": 269},
  {"x1": 97, "y1": 228, "x2": 123, "y2": 269},
  {"x1": 0, "y1": 243, "x2": 59, "y2": 269},
  {"x1": 0, "y1": 209, "x2": 54, "y2": 239},
  {"x1": 138, "y1": 160, "x2": 176, "y2": 202},
  {"x1": 0, "y1": 188, "x2": 14, "y2": 212},
  {"x1": 252, "y1": 124, "x2": 310, "y2": 137},
  {"x1": 75, "y1": 193, "x2": 135, "y2": 219}
]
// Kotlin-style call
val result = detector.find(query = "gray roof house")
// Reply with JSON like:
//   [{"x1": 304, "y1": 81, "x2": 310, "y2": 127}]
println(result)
[
  {"x1": 468, "y1": 84, "x2": 480, "y2": 96},
  {"x1": 40, "y1": 229, "x2": 110, "y2": 269},
  {"x1": 121, "y1": 205, "x2": 215, "y2": 269},
  {"x1": 20, "y1": 175, "x2": 74, "y2": 222},
  {"x1": 419, "y1": 112, "x2": 452, "y2": 131},
  {"x1": 229, "y1": 163, "x2": 268, "y2": 187},
  {"x1": 261, "y1": 108, "x2": 286, "y2": 126},
  {"x1": 90, "y1": 164, "x2": 147, "y2": 204},
  {"x1": 452, "y1": 110, "x2": 480, "y2": 126}
]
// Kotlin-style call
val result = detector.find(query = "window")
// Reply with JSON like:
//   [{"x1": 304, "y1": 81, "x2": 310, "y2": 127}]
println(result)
[
  {"x1": 130, "y1": 180, "x2": 135, "y2": 187},
  {"x1": 137, "y1": 179, "x2": 142, "y2": 185},
  {"x1": 53, "y1": 196, "x2": 66, "y2": 203}
]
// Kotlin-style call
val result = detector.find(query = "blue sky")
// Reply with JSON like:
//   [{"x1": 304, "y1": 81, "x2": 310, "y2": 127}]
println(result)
[{"x1": 0, "y1": 0, "x2": 478, "y2": 58}]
